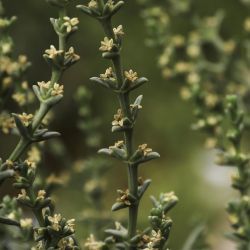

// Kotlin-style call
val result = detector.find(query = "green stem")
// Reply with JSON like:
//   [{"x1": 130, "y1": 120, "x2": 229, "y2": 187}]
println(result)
[
  {"x1": 26, "y1": 187, "x2": 45, "y2": 227},
  {"x1": 8, "y1": 138, "x2": 30, "y2": 162},
  {"x1": 7, "y1": 102, "x2": 51, "y2": 163},
  {"x1": 5, "y1": 13, "x2": 67, "y2": 164},
  {"x1": 59, "y1": 8, "x2": 67, "y2": 20},
  {"x1": 113, "y1": 56, "x2": 124, "y2": 89},
  {"x1": 51, "y1": 69, "x2": 62, "y2": 84},
  {"x1": 100, "y1": 18, "x2": 140, "y2": 247},
  {"x1": 33, "y1": 209, "x2": 45, "y2": 227},
  {"x1": 27, "y1": 186, "x2": 60, "y2": 248},
  {"x1": 59, "y1": 35, "x2": 66, "y2": 51},
  {"x1": 31, "y1": 103, "x2": 50, "y2": 131},
  {"x1": 44, "y1": 233, "x2": 62, "y2": 249},
  {"x1": 1, "y1": 4, "x2": 80, "y2": 249},
  {"x1": 118, "y1": 92, "x2": 138, "y2": 247},
  {"x1": 113, "y1": 56, "x2": 139, "y2": 247},
  {"x1": 127, "y1": 164, "x2": 139, "y2": 244},
  {"x1": 97, "y1": 0, "x2": 105, "y2": 11},
  {"x1": 101, "y1": 18, "x2": 115, "y2": 39}
]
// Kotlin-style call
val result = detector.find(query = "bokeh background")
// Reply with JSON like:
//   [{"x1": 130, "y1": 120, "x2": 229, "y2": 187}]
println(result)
[{"x1": 0, "y1": 0, "x2": 247, "y2": 249}]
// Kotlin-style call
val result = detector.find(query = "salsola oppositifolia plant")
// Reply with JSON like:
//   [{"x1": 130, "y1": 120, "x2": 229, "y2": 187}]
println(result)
[
  {"x1": 78, "y1": 0, "x2": 178, "y2": 249},
  {"x1": 0, "y1": 0, "x2": 179, "y2": 248},
  {"x1": 4, "y1": 0, "x2": 250, "y2": 249},
  {"x1": 137, "y1": 0, "x2": 250, "y2": 248},
  {"x1": 0, "y1": 0, "x2": 81, "y2": 248}
]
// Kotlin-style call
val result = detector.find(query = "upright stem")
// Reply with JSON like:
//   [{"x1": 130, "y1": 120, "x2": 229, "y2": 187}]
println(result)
[
  {"x1": 100, "y1": 17, "x2": 139, "y2": 248},
  {"x1": 58, "y1": 8, "x2": 66, "y2": 52},
  {"x1": 113, "y1": 54, "x2": 139, "y2": 249},
  {"x1": 127, "y1": 164, "x2": 138, "y2": 241},
  {"x1": 4, "y1": 10, "x2": 67, "y2": 164},
  {"x1": 8, "y1": 138, "x2": 30, "y2": 163},
  {"x1": 32, "y1": 103, "x2": 50, "y2": 131},
  {"x1": 26, "y1": 187, "x2": 45, "y2": 227},
  {"x1": 51, "y1": 69, "x2": 62, "y2": 84},
  {"x1": 1, "y1": 3, "x2": 79, "y2": 249},
  {"x1": 97, "y1": 0, "x2": 105, "y2": 11}
]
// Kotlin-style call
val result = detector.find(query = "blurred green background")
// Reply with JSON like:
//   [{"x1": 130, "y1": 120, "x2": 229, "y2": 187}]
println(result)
[{"x1": 0, "y1": 0, "x2": 246, "y2": 249}]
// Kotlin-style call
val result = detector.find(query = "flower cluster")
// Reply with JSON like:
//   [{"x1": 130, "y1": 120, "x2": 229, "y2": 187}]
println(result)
[
  {"x1": 0, "y1": 0, "x2": 80, "y2": 249},
  {"x1": 77, "y1": 0, "x2": 125, "y2": 20},
  {"x1": 227, "y1": 196, "x2": 250, "y2": 242},
  {"x1": 100, "y1": 67, "x2": 116, "y2": 81},
  {"x1": 4, "y1": 0, "x2": 248, "y2": 249},
  {"x1": 13, "y1": 157, "x2": 77, "y2": 248},
  {"x1": 43, "y1": 45, "x2": 80, "y2": 70},
  {"x1": 145, "y1": 192, "x2": 178, "y2": 249},
  {"x1": 33, "y1": 213, "x2": 76, "y2": 249},
  {"x1": 138, "y1": 0, "x2": 250, "y2": 149},
  {"x1": 0, "y1": 112, "x2": 15, "y2": 134},
  {"x1": 48, "y1": 214, "x2": 75, "y2": 232},
  {"x1": 212, "y1": 96, "x2": 250, "y2": 245},
  {"x1": 63, "y1": 17, "x2": 79, "y2": 33},
  {"x1": 139, "y1": 0, "x2": 250, "y2": 247},
  {"x1": 78, "y1": 1, "x2": 175, "y2": 249},
  {"x1": 50, "y1": 15, "x2": 79, "y2": 38},
  {"x1": 36, "y1": 81, "x2": 64, "y2": 99},
  {"x1": 124, "y1": 69, "x2": 138, "y2": 82},
  {"x1": 18, "y1": 113, "x2": 33, "y2": 127}
]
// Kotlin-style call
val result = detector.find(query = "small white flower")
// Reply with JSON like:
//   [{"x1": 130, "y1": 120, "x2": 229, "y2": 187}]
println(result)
[
  {"x1": 38, "y1": 81, "x2": 50, "y2": 90},
  {"x1": 20, "y1": 218, "x2": 33, "y2": 229},
  {"x1": 99, "y1": 37, "x2": 114, "y2": 52},
  {"x1": 18, "y1": 113, "x2": 33, "y2": 127},
  {"x1": 106, "y1": 0, "x2": 115, "y2": 8},
  {"x1": 88, "y1": 0, "x2": 98, "y2": 8},
  {"x1": 51, "y1": 83, "x2": 64, "y2": 96},
  {"x1": 66, "y1": 218, "x2": 75, "y2": 232},
  {"x1": 113, "y1": 25, "x2": 125, "y2": 38},
  {"x1": 124, "y1": 69, "x2": 138, "y2": 82},
  {"x1": 161, "y1": 192, "x2": 178, "y2": 203},
  {"x1": 112, "y1": 109, "x2": 124, "y2": 127},
  {"x1": 37, "y1": 190, "x2": 46, "y2": 200},
  {"x1": 17, "y1": 189, "x2": 29, "y2": 200},
  {"x1": 138, "y1": 144, "x2": 152, "y2": 156},
  {"x1": 45, "y1": 45, "x2": 63, "y2": 59},
  {"x1": 63, "y1": 17, "x2": 79, "y2": 33},
  {"x1": 100, "y1": 67, "x2": 115, "y2": 81},
  {"x1": 65, "y1": 47, "x2": 80, "y2": 62},
  {"x1": 48, "y1": 214, "x2": 62, "y2": 231},
  {"x1": 109, "y1": 140, "x2": 124, "y2": 149}
]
